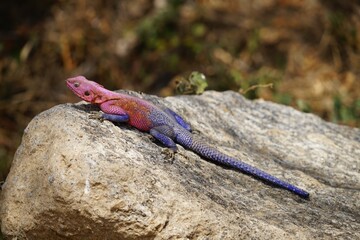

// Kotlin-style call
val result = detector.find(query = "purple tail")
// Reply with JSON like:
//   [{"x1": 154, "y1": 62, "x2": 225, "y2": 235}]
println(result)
[{"x1": 178, "y1": 136, "x2": 309, "y2": 198}]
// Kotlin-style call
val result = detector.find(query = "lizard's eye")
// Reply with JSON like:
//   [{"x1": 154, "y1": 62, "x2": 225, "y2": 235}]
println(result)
[
  {"x1": 84, "y1": 91, "x2": 90, "y2": 96},
  {"x1": 74, "y1": 82, "x2": 80, "y2": 87}
]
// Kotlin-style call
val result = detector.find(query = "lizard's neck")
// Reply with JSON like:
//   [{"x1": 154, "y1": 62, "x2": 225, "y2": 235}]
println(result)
[
  {"x1": 92, "y1": 87, "x2": 121, "y2": 103},
  {"x1": 93, "y1": 87, "x2": 135, "y2": 104}
]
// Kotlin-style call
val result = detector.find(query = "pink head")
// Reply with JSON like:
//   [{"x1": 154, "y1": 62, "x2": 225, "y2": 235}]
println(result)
[{"x1": 66, "y1": 76, "x2": 106, "y2": 103}]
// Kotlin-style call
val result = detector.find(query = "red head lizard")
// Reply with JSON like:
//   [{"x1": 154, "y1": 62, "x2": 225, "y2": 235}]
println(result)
[{"x1": 66, "y1": 76, "x2": 309, "y2": 198}]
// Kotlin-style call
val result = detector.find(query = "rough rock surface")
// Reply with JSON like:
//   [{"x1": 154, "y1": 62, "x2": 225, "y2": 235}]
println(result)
[{"x1": 1, "y1": 90, "x2": 359, "y2": 239}]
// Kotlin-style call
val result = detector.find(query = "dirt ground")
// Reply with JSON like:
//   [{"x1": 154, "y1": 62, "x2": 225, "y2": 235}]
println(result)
[{"x1": 0, "y1": 0, "x2": 359, "y2": 182}]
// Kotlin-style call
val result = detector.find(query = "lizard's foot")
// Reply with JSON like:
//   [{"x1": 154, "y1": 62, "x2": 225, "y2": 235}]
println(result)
[{"x1": 89, "y1": 111, "x2": 104, "y2": 122}]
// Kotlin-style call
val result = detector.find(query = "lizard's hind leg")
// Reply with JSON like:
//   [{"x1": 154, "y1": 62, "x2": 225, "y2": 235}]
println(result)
[
  {"x1": 164, "y1": 108, "x2": 191, "y2": 131},
  {"x1": 150, "y1": 125, "x2": 178, "y2": 151}
]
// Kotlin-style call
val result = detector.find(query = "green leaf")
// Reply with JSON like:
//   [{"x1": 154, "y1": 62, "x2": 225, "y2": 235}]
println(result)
[{"x1": 189, "y1": 71, "x2": 208, "y2": 94}]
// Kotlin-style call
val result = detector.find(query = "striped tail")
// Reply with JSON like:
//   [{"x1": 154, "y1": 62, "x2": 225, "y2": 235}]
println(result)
[{"x1": 178, "y1": 135, "x2": 309, "y2": 198}]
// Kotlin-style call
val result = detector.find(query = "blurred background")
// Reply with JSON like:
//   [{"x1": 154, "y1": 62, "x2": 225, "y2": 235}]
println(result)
[{"x1": 0, "y1": 0, "x2": 359, "y2": 183}]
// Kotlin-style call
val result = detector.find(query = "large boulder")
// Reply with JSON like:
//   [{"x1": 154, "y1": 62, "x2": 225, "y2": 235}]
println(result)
[{"x1": 1, "y1": 91, "x2": 359, "y2": 239}]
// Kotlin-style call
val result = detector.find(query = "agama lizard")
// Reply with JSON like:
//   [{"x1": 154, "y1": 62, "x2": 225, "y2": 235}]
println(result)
[{"x1": 66, "y1": 76, "x2": 309, "y2": 199}]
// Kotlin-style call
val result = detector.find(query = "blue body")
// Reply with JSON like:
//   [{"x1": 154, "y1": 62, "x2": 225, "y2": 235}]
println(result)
[{"x1": 102, "y1": 103, "x2": 309, "y2": 199}]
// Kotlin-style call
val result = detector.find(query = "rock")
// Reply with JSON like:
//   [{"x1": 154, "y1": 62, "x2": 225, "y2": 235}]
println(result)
[{"x1": 0, "y1": 90, "x2": 359, "y2": 239}]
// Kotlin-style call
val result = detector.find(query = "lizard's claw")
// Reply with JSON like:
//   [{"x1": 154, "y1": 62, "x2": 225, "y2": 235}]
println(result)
[{"x1": 89, "y1": 111, "x2": 104, "y2": 122}]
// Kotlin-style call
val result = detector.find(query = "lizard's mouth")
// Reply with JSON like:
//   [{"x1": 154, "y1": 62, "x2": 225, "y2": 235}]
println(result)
[
  {"x1": 66, "y1": 78, "x2": 84, "y2": 99},
  {"x1": 65, "y1": 79, "x2": 72, "y2": 89},
  {"x1": 66, "y1": 79, "x2": 75, "y2": 92}
]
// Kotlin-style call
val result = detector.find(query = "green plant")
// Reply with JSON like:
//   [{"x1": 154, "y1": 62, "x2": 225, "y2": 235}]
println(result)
[
  {"x1": 176, "y1": 71, "x2": 208, "y2": 95},
  {"x1": 332, "y1": 96, "x2": 360, "y2": 126}
]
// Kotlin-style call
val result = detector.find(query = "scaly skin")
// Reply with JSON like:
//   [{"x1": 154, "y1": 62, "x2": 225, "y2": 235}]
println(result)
[{"x1": 66, "y1": 76, "x2": 310, "y2": 199}]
